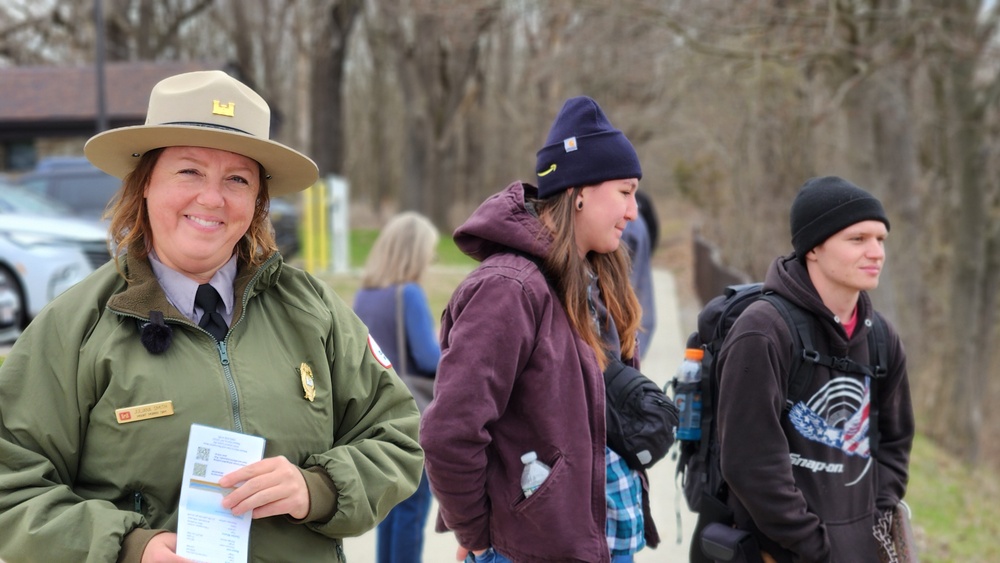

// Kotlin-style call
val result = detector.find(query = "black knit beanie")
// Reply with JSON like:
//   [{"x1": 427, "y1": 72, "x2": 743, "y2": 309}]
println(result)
[
  {"x1": 790, "y1": 176, "x2": 890, "y2": 262},
  {"x1": 535, "y1": 96, "x2": 642, "y2": 199}
]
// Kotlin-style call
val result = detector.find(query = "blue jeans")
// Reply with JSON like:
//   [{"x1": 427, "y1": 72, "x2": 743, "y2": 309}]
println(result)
[
  {"x1": 376, "y1": 470, "x2": 433, "y2": 563},
  {"x1": 464, "y1": 548, "x2": 626, "y2": 562},
  {"x1": 464, "y1": 547, "x2": 514, "y2": 563},
  {"x1": 462, "y1": 547, "x2": 628, "y2": 562}
]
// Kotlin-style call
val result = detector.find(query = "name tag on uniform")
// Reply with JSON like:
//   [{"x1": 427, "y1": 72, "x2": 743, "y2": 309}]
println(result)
[{"x1": 115, "y1": 400, "x2": 174, "y2": 424}]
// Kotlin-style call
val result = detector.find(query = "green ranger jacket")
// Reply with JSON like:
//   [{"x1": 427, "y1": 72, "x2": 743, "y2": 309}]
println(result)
[{"x1": 0, "y1": 251, "x2": 422, "y2": 562}]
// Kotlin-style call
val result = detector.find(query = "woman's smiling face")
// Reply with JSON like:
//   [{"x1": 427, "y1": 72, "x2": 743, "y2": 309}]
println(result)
[
  {"x1": 144, "y1": 146, "x2": 260, "y2": 282},
  {"x1": 573, "y1": 178, "x2": 639, "y2": 257}
]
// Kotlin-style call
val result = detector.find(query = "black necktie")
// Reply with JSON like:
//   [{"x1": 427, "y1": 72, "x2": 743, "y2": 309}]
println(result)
[{"x1": 195, "y1": 283, "x2": 228, "y2": 342}]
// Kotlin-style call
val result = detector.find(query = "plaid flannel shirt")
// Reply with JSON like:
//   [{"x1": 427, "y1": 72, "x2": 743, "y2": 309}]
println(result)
[{"x1": 605, "y1": 446, "x2": 645, "y2": 555}]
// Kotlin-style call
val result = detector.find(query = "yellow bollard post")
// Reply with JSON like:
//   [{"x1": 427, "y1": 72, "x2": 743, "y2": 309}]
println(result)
[
  {"x1": 301, "y1": 180, "x2": 334, "y2": 274},
  {"x1": 316, "y1": 180, "x2": 329, "y2": 272},
  {"x1": 301, "y1": 183, "x2": 314, "y2": 273}
]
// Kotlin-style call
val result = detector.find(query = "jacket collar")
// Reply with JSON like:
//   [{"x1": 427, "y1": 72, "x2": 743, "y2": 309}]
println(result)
[{"x1": 107, "y1": 247, "x2": 282, "y2": 324}]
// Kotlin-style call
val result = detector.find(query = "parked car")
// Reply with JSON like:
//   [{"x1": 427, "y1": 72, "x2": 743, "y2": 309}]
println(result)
[
  {"x1": 268, "y1": 197, "x2": 299, "y2": 257},
  {"x1": 14, "y1": 156, "x2": 122, "y2": 222},
  {"x1": 0, "y1": 276, "x2": 19, "y2": 343},
  {"x1": 15, "y1": 156, "x2": 299, "y2": 256},
  {"x1": 0, "y1": 181, "x2": 110, "y2": 331}
]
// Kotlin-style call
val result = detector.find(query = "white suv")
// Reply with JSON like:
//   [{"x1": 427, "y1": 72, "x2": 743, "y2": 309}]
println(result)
[{"x1": 0, "y1": 182, "x2": 110, "y2": 336}]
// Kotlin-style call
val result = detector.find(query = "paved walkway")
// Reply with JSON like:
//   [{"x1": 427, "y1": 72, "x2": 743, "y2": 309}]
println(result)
[{"x1": 343, "y1": 268, "x2": 697, "y2": 561}]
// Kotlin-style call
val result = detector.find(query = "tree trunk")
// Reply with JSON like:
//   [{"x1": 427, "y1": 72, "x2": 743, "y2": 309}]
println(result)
[
  {"x1": 310, "y1": 0, "x2": 362, "y2": 176},
  {"x1": 933, "y1": 51, "x2": 989, "y2": 463}
]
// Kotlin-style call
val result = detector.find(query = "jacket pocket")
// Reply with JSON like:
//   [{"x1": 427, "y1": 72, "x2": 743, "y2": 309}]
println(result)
[
  {"x1": 824, "y1": 512, "x2": 879, "y2": 562},
  {"x1": 509, "y1": 451, "x2": 565, "y2": 513}
]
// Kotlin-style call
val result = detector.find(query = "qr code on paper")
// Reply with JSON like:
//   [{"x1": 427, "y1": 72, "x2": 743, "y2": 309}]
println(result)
[
  {"x1": 196, "y1": 447, "x2": 210, "y2": 461},
  {"x1": 193, "y1": 463, "x2": 207, "y2": 477}
]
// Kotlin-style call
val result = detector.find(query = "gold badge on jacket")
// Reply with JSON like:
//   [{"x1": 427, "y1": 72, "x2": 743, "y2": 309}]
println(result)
[{"x1": 299, "y1": 363, "x2": 316, "y2": 402}]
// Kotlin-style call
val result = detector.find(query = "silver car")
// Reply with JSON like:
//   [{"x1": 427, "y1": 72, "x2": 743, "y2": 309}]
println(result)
[
  {"x1": 0, "y1": 279, "x2": 18, "y2": 342},
  {"x1": 0, "y1": 182, "x2": 110, "y2": 336}
]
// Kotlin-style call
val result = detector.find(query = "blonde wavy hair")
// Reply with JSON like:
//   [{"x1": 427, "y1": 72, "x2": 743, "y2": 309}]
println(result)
[
  {"x1": 106, "y1": 148, "x2": 277, "y2": 276},
  {"x1": 532, "y1": 188, "x2": 641, "y2": 368},
  {"x1": 360, "y1": 211, "x2": 440, "y2": 288}
]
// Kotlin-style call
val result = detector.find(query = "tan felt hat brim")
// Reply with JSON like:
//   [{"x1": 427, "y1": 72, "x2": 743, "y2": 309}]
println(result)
[{"x1": 85, "y1": 124, "x2": 319, "y2": 197}]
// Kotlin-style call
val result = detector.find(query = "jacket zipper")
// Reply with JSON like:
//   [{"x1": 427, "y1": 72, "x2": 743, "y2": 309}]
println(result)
[
  {"x1": 132, "y1": 490, "x2": 145, "y2": 515},
  {"x1": 215, "y1": 254, "x2": 277, "y2": 434},
  {"x1": 215, "y1": 340, "x2": 243, "y2": 433}
]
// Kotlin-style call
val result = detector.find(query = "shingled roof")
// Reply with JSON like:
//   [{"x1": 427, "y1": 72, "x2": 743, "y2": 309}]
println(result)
[{"x1": 0, "y1": 60, "x2": 228, "y2": 140}]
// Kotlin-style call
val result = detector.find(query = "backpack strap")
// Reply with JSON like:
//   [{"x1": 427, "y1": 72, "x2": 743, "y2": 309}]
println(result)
[
  {"x1": 763, "y1": 294, "x2": 888, "y2": 410},
  {"x1": 760, "y1": 293, "x2": 816, "y2": 411},
  {"x1": 868, "y1": 313, "x2": 889, "y2": 380},
  {"x1": 867, "y1": 314, "x2": 889, "y2": 458}
]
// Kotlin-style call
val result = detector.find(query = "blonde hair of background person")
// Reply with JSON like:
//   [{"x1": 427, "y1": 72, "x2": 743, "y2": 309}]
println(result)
[{"x1": 361, "y1": 211, "x2": 440, "y2": 288}]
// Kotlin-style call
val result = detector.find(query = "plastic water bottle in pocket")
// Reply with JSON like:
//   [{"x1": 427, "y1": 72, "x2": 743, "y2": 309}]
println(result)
[{"x1": 520, "y1": 451, "x2": 551, "y2": 498}]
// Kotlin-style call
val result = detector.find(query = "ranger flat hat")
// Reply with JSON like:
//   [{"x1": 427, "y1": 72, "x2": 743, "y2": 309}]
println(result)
[{"x1": 85, "y1": 70, "x2": 318, "y2": 196}]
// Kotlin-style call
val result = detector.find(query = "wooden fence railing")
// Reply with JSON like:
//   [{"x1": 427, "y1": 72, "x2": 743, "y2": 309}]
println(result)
[{"x1": 692, "y1": 229, "x2": 751, "y2": 306}]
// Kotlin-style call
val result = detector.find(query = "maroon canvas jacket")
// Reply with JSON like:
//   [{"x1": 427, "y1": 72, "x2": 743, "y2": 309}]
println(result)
[{"x1": 421, "y1": 181, "x2": 612, "y2": 562}]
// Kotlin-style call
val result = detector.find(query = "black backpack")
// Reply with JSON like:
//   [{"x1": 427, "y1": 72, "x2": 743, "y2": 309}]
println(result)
[{"x1": 674, "y1": 283, "x2": 889, "y2": 562}]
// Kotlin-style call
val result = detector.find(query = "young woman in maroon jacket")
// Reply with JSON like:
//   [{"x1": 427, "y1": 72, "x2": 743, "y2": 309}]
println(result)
[{"x1": 421, "y1": 96, "x2": 657, "y2": 563}]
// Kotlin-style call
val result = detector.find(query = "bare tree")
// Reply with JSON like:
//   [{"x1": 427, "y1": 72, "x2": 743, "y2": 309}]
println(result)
[
  {"x1": 1, "y1": 1, "x2": 99, "y2": 64},
  {"x1": 104, "y1": 0, "x2": 216, "y2": 61},
  {"x1": 917, "y1": 1, "x2": 1000, "y2": 462},
  {"x1": 10, "y1": 0, "x2": 1000, "y2": 466},
  {"x1": 372, "y1": 0, "x2": 499, "y2": 227},
  {"x1": 637, "y1": 0, "x2": 1000, "y2": 462},
  {"x1": 309, "y1": 0, "x2": 363, "y2": 176}
]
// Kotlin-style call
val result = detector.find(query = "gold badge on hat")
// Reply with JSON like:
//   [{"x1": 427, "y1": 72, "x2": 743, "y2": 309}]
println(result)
[
  {"x1": 299, "y1": 363, "x2": 316, "y2": 402},
  {"x1": 212, "y1": 100, "x2": 235, "y2": 117}
]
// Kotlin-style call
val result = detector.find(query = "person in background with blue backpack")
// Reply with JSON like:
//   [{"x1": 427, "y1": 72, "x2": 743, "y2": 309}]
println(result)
[
  {"x1": 420, "y1": 96, "x2": 658, "y2": 563},
  {"x1": 715, "y1": 176, "x2": 914, "y2": 562}
]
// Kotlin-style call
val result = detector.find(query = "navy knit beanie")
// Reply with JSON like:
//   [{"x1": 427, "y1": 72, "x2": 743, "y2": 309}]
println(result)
[
  {"x1": 790, "y1": 176, "x2": 890, "y2": 262},
  {"x1": 535, "y1": 96, "x2": 642, "y2": 199}
]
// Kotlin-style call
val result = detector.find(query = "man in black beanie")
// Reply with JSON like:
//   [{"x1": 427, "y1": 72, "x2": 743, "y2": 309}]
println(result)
[{"x1": 714, "y1": 176, "x2": 914, "y2": 562}]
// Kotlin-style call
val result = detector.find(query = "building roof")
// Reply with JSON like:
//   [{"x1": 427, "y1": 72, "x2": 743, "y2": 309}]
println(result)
[{"x1": 0, "y1": 60, "x2": 227, "y2": 138}]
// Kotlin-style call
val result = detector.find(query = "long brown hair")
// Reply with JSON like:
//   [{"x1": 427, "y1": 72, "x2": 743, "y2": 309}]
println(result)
[
  {"x1": 106, "y1": 148, "x2": 277, "y2": 277},
  {"x1": 533, "y1": 189, "x2": 641, "y2": 369}
]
